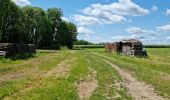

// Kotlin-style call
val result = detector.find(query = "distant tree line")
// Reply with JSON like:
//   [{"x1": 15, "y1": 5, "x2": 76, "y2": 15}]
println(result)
[
  {"x1": 74, "y1": 40, "x2": 93, "y2": 45},
  {"x1": 0, "y1": 0, "x2": 78, "y2": 49}
]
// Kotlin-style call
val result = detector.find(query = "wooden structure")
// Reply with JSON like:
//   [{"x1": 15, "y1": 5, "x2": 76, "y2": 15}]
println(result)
[
  {"x1": 121, "y1": 39, "x2": 146, "y2": 56},
  {"x1": 105, "y1": 42, "x2": 122, "y2": 53},
  {"x1": 0, "y1": 43, "x2": 36, "y2": 57},
  {"x1": 105, "y1": 43, "x2": 114, "y2": 53},
  {"x1": 105, "y1": 39, "x2": 147, "y2": 56}
]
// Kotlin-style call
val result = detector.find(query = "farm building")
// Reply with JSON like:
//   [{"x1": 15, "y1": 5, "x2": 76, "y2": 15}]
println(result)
[{"x1": 105, "y1": 39, "x2": 147, "y2": 56}]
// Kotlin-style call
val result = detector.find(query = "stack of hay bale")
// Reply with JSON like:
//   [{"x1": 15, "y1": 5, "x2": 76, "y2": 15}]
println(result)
[{"x1": 0, "y1": 43, "x2": 36, "y2": 57}]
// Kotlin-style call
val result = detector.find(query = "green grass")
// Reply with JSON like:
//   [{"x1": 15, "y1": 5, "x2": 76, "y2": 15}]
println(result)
[
  {"x1": 87, "y1": 48, "x2": 170, "y2": 98},
  {"x1": 83, "y1": 52, "x2": 131, "y2": 100},
  {"x1": 0, "y1": 48, "x2": 170, "y2": 99}
]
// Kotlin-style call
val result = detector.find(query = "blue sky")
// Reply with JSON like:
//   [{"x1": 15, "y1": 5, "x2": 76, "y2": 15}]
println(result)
[{"x1": 13, "y1": 0, "x2": 170, "y2": 44}]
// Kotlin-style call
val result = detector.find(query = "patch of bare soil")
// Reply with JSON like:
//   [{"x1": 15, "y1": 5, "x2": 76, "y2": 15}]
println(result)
[
  {"x1": 1, "y1": 51, "x2": 58, "y2": 69},
  {"x1": 44, "y1": 58, "x2": 75, "y2": 78},
  {"x1": 104, "y1": 60, "x2": 166, "y2": 100},
  {"x1": 160, "y1": 74, "x2": 170, "y2": 81},
  {"x1": 103, "y1": 81, "x2": 123, "y2": 99},
  {"x1": 3, "y1": 58, "x2": 74, "y2": 99},
  {"x1": 0, "y1": 53, "x2": 58, "y2": 82},
  {"x1": 0, "y1": 67, "x2": 41, "y2": 83},
  {"x1": 75, "y1": 68, "x2": 98, "y2": 100}
]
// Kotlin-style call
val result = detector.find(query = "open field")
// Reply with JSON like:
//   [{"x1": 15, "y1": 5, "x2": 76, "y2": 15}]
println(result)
[{"x1": 0, "y1": 48, "x2": 170, "y2": 100}]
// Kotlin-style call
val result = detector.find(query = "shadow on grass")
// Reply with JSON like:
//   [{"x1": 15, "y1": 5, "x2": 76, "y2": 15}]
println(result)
[
  {"x1": 5, "y1": 53, "x2": 36, "y2": 60},
  {"x1": 114, "y1": 52, "x2": 149, "y2": 59}
]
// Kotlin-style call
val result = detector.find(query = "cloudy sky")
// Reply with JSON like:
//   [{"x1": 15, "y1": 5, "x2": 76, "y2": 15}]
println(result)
[{"x1": 13, "y1": 0, "x2": 170, "y2": 44}]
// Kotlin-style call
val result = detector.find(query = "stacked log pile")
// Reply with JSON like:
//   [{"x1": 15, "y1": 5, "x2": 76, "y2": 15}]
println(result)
[
  {"x1": 105, "y1": 39, "x2": 147, "y2": 56},
  {"x1": 121, "y1": 39, "x2": 145, "y2": 56},
  {"x1": 122, "y1": 45, "x2": 133, "y2": 55},
  {"x1": 0, "y1": 43, "x2": 36, "y2": 57},
  {"x1": 105, "y1": 43, "x2": 114, "y2": 53},
  {"x1": 105, "y1": 42, "x2": 122, "y2": 53}
]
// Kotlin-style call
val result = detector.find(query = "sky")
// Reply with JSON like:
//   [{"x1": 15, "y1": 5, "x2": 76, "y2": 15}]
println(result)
[{"x1": 12, "y1": 0, "x2": 170, "y2": 45}]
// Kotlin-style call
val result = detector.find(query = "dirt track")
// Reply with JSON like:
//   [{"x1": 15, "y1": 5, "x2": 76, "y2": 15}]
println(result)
[{"x1": 104, "y1": 60, "x2": 166, "y2": 100}]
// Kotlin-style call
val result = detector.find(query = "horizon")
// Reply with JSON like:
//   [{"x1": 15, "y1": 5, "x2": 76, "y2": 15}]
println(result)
[{"x1": 12, "y1": 0, "x2": 170, "y2": 45}]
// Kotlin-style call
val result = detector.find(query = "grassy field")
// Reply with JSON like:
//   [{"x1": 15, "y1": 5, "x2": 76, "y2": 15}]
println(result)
[
  {"x1": 87, "y1": 48, "x2": 170, "y2": 98},
  {"x1": 0, "y1": 48, "x2": 170, "y2": 99}
]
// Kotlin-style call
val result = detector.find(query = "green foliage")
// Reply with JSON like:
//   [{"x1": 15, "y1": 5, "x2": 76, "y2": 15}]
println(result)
[
  {"x1": 74, "y1": 40, "x2": 93, "y2": 45},
  {"x1": 9, "y1": 53, "x2": 35, "y2": 60},
  {"x1": 0, "y1": 0, "x2": 78, "y2": 50},
  {"x1": 74, "y1": 45, "x2": 104, "y2": 49},
  {"x1": 144, "y1": 45, "x2": 170, "y2": 48},
  {"x1": 58, "y1": 21, "x2": 78, "y2": 49}
]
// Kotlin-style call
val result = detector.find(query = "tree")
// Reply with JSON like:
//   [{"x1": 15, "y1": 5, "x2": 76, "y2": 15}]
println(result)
[
  {"x1": 74, "y1": 40, "x2": 93, "y2": 45},
  {"x1": 0, "y1": 0, "x2": 20, "y2": 43},
  {"x1": 0, "y1": 0, "x2": 10, "y2": 41},
  {"x1": 38, "y1": 17, "x2": 53, "y2": 49},
  {"x1": 22, "y1": 6, "x2": 48, "y2": 46},
  {"x1": 47, "y1": 8, "x2": 63, "y2": 49},
  {"x1": 57, "y1": 21, "x2": 78, "y2": 49},
  {"x1": 0, "y1": 0, "x2": 78, "y2": 50}
]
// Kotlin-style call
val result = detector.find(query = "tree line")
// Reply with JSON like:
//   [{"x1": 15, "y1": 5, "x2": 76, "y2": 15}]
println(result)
[{"x1": 0, "y1": 0, "x2": 78, "y2": 49}]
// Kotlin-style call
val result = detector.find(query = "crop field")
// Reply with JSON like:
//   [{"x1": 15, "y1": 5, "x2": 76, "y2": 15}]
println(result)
[{"x1": 0, "y1": 48, "x2": 170, "y2": 100}]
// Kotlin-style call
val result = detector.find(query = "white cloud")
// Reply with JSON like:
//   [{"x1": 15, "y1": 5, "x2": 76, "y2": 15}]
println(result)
[
  {"x1": 61, "y1": 17, "x2": 70, "y2": 22},
  {"x1": 166, "y1": 9, "x2": 170, "y2": 15},
  {"x1": 151, "y1": 6, "x2": 158, "y2": 12},
  {"x1": 12, "y1": 0, "x2": 31, "y2": 6},
  {"x1": 127, "y1": 34, "x2": 145, "y2": 40},
  {"x1": 101, "y1": 12, "x2": 127, "y2": 23},
  {"x1": 126, "y1": 27, "x2": 157, "y2": 35},
  {"x1": 82, "y1": 0, "x2": 149, "y2": 17},
  {"x1": 71, "y1": 15, "x2": 101, "y2": 25},
  {"x1": 110, "y1": 36, "x2": 125, "y2": 41},
  {"x1": 109, "y1": 34, "x2": 147, "y2": 42},
  {"x1": 166, "y1": 36, "x2": 170, "y2": 40},
  {"x1": 126, "y1": 27, "x2": 143, "y2": 34},
  {"x1": 157, "y1": 24, "x2": 170, "y2": 32},
  {"x1": 73, "y1": 0, "x2": 149, "y2": 25},
  {"x1": 77, "y1": 27, "x2": 95, "y2": 34},
  {"x1": 72, "y1": 14, "x2": 126, "y2": 25}
]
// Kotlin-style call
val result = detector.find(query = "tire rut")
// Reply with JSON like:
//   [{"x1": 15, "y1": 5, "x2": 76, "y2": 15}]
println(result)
[
  {"x1": 104, "y1": 60, "x2": 166, "y2": 100},
  {"x1": 74, "y1": 68, "x2": 98, "y2": 100}
]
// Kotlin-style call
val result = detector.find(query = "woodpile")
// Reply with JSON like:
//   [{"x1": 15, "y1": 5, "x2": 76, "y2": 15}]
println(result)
[
  {"x1": 105, "y1": 43, "x2": 114, "y2": 53},
  {"x1": 105, "y1": 39, "x2": 147, "y2": 56},
  {"x1": 0, "y1": 43, "x2": 36, "y2": 57},
  {"x1": 121, "y1": 39, "x2": 146, "y2": 56},
  {"x1": 105, "y1": 42, "x2": 122, "y2": 53}
]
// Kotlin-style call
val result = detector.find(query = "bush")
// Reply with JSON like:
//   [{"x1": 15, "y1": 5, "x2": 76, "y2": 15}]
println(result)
[
  {"x1": 144, "y1": 45, "x2": 170, "y2": 48},
  {"x1": 9, "y1": 53, "x2": 35, "y2": 60}
]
